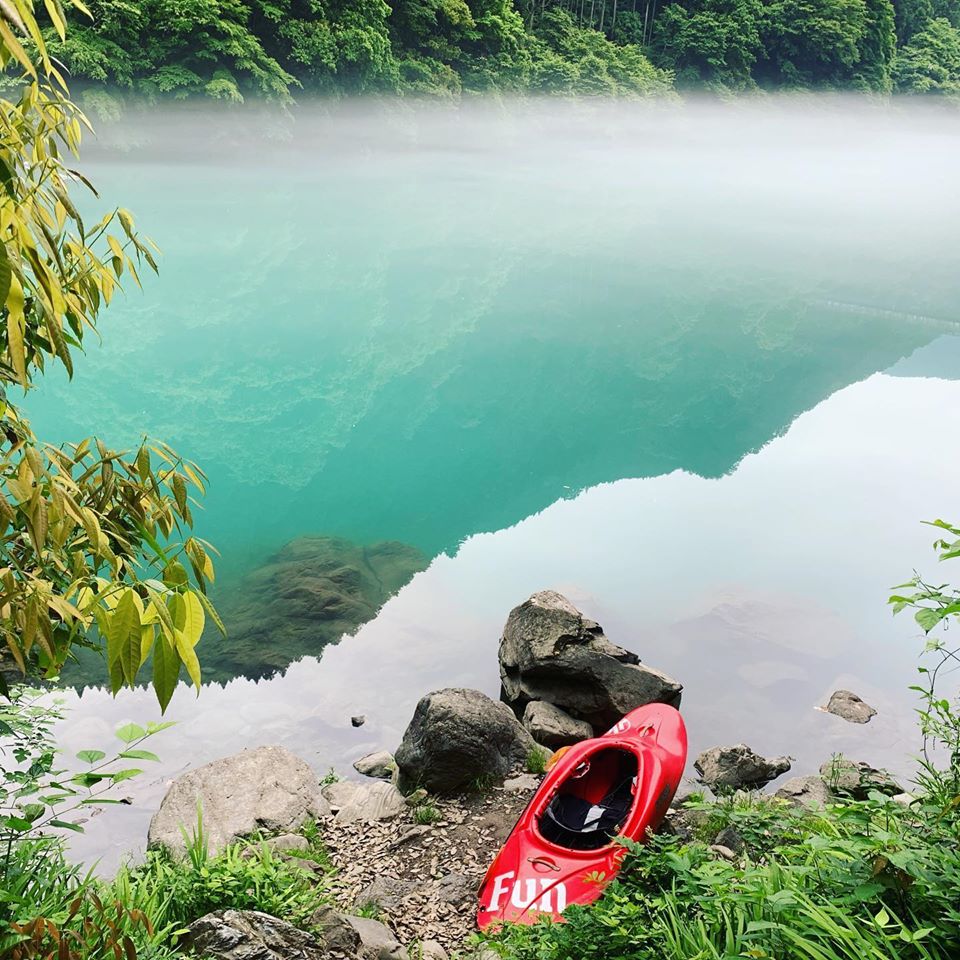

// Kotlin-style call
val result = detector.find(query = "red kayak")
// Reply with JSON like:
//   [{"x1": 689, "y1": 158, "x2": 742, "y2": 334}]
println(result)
[{"x1": 476, "y1": 702, "x2": 687, "y2": 929}]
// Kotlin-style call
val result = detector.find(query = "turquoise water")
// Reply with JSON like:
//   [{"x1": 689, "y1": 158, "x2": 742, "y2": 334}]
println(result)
[{"x1": 24, "y1": 99, "x2": 960, "y2": 866}]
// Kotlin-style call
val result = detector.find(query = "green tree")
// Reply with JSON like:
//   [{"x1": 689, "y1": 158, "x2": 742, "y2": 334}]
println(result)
[
  {"x1": 855, "y1": 0, "x2": 897, "y2": 89},
  {"x1": 895, "y1": 0, "x2": 935, "y2": 42},
  {"x1": 651, "y1": 0, "x2": 764, "y2": 88},
  {"x1": 49, "y1": 0, "x2": 295, "y2": 101},
  {"x1": 267, "y1": 0, "x2": 399, "y2": 92},
  {"x1": 893, "y1": 16, "x2": 960, "y2": 92},
  {"x1": 758, "y1": 0, "x2": 895, "y2": 88},
  {"x1": 1, "y1": 0, "x2": 223, "y2": 707}
]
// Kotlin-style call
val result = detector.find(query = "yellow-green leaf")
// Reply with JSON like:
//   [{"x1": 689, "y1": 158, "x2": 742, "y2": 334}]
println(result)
[
  {"x1": 173, "y1": 629, "x2": 201, "y2": 690},
  {"x1": 152, "y1": 634, "x2": 180, "y2": 712},
  {"x1": 169, "y1": 591, "x2": 204, "y2": 647}
]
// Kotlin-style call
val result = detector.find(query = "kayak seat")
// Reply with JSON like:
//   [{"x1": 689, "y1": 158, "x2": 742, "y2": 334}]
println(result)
[{"x1": 540, "y1": 778, "x2": 634, "y2": 851}]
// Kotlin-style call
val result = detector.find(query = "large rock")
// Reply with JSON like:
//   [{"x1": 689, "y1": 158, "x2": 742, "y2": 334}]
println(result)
[
  {"x1": 695, "y1": 744, "x2": 791, "y2": 793},
  {"x1": 395, "y1": 688, "x2": 535, "y2": 793},
  {"x1": 148, "y1": 746, "x2": 328, "y2": 857},
  {"x1": 823, "y1": 690, "x2": 877, "y2": 724},
  {"x1": 499, "y1": 591, "x2": 682, "y2": 731},
  {"x1": 186, "y1": 910, "x2": 324, "y2": 960},
  {"x1": 819, "y1": 757, "x2": 901, "y2": 800},
  {"x1": 522, "y1": 700, "x2": 593, "y2": 748}
]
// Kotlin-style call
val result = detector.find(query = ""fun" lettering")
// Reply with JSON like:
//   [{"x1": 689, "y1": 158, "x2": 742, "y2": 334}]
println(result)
[{"x1": 487, "y1": 872, "x2": 568, "y2": 914}]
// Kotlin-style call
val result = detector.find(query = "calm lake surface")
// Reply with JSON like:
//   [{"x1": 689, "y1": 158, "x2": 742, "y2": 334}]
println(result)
[{"x1": 24, "y1": 98, "x2": 960, "y2": 869}]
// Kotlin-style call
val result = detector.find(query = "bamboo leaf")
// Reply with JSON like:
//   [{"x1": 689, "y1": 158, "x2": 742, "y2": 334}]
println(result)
[{"x1": 0, "y1": 240, "x2": 10, "y2": 304}]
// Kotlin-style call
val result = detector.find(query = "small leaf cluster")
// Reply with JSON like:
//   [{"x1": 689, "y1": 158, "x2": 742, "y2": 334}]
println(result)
[{"x1": 0, "y1": 686, "x2": 170, "y2": 849}]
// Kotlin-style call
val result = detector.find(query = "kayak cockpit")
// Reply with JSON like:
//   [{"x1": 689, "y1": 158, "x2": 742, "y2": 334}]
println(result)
[{"x1": 537, "y1": 747, "x2": 639, "y2": 851}]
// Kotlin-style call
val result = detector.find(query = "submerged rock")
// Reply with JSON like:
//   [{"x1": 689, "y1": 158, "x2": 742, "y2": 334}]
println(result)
[
  {"x1": 207, "y1": 536, "x2": 427, "y2": 682},
  {"x1": 395, "y1": 687, "x2": 535, "y2": 794},
  {"x1": 823, "y1": 689, "x2": 877, "y2": 724},
  {"x1": 186, "y1": 909, "x2": 324, "y2": 960},
  {"x1": 695, "y1": 744, "x2": 791, "y2": 793},
  {"x1": 522, "y1": 700, "x2": 593, "y2": 748},
  {"x1": 148, "y1": 745, "x2": 329, "y2": 857},
  {"x1": 499, "y1": 591, "x2": 682, "y2": 732}
]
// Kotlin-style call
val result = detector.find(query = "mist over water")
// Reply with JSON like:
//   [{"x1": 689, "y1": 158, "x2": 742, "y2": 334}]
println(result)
[{"x1": 23, "y1": 97, "x2": 960, "y2": 867}]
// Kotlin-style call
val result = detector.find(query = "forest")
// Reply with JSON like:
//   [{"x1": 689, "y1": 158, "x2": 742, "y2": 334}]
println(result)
[{"x1": 33, "y1": 0, "x2": 960, "y2": 103}]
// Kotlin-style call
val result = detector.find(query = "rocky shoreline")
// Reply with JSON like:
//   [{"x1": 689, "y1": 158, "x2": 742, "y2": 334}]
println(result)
[{"x1": 145, "y1": 590, "x2": 892, "y2": 960}]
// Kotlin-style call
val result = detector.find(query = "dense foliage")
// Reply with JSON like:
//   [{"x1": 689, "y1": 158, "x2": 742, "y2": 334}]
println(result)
[
  {"x1": 24, "y1": 0, "x2": 960, "y2": 100},
  {"x1": 0, "y1": 0, "x2": 222, "y2": 704},
  {"x1": 483, "y1": 793, "x2": 960, "y2": 960}
]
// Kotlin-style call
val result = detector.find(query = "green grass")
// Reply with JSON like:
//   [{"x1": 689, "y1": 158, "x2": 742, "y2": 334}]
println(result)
[
  {"x1": 525, "y1": 746, "x2": 550, "y2": 775},
  {"x1": 413, "y1": 803, "x2": 442, "y2": 825}
]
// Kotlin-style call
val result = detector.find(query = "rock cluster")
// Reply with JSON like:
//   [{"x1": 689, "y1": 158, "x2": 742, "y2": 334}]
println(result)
[
  {"x1": 147, "y1": 590, "x2": 906, "y2": 960},
  {"x1": 498, "y1": 590, "x2": 682, "y2": 735}
]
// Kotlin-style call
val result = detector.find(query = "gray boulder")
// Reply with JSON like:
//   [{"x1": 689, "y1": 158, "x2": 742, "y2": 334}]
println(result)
[
  {"x1": 354, "y1": 751, "x2": 397, "y2": 780},
  {"x1": 695, "y1": 744, "x2": 791, "y2": 793},
  {"x1": 775, "y1": 775, "x2": 832, "y2": 807},
  {"x1": 820, "y1": 757, "x2": 901, "y2": 799},
  {"x1": 334, "y1": 781, "x2": 406, "y2": 823},
  {"x1": 395, "y1": 688, "x2": 535, "y2": 793},
  {"x1": 523, "y1": 700, "x2": 593, "y2": 748},
  {"x1": 148, "y1": 746, "x2": 329, "y2": 857},
  {"x1": 824, "y1": 690, "x2": 877, "y2": 724},
  {"x1": 499, "y1": 591, "x2": 682, "y2": 731},
  {"x1": 186, "y1": 910, "x2": 324, "y2": 960}
]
